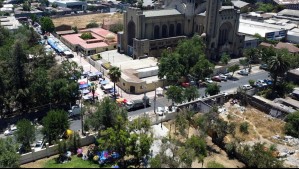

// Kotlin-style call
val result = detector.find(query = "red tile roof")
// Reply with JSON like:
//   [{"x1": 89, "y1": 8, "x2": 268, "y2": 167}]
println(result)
[{"x1": 61, "y1": 28, "x2": 117, "y2": 49}]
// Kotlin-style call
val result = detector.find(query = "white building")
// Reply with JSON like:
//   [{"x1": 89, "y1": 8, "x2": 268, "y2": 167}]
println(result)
[
  {"x1": 0, "y1": 16, "x2": 22, "y2": 31},
  {"x1": 48, "y1": 0, "x2": 87, "y2": 11},
  {"x1": 0, "y1": 4, "x2": 13, "y2": 13}
]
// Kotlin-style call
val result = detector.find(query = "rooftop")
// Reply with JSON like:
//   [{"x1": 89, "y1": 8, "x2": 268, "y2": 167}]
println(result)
[
  {"x1": 143, "y1": 9, "x2": 181, "y2": 17},
  {"x1": 231, "y1": 0, "x2": 249, "y2": 8},
  {"x1": 0, "y1": 16, "x2": 22, "y2": 30},
  {"x1": 244, "y1": 35, "x2": 259, "y2": 41},
  {"x1": 62, "y1": 28, "x2": 117, "y2": 49},
  {"x1": 273, "y1": 0, "x2": 299, "y2": 5},
  {"x1": 278, "y1": 9, "x2": 299, "y2": 18},
  {"x1": 260, "y1": 42, "x2": 299, "y2": 53}
]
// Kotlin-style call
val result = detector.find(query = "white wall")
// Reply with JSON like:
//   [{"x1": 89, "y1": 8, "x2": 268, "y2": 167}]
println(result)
[{"x1": 20, "y1": 134, "x2": 95, "y2": 165}]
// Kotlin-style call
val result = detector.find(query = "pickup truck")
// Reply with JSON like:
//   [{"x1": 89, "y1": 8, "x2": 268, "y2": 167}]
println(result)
[{"x1": 68, "y1": 105, "x2": 81, "y2": 117}]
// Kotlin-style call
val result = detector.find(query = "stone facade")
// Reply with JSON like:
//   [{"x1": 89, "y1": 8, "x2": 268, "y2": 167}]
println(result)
[{"x1": 118, "y1": 0, "x2": 245, "y2": 60}]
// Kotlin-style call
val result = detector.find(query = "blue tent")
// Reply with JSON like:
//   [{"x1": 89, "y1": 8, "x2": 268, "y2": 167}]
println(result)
[
  {"x1": 47, "y1": 39, "x2": 58, "y2": 51},
  {"x1": 100, "y1": 80, "x2": 109, "y2": 85},
  {"x1": 79, "y1": 84, "x2": 89, "y2": 89}
]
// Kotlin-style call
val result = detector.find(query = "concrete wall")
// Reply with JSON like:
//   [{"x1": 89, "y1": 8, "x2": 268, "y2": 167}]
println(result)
[{"x1": 19, "y1": 134, "x2": 96, "y2": 165}]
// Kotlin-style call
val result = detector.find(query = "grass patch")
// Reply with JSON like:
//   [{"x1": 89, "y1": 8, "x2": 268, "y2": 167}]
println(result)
[
  {"x1": 102, "y1": 62, "x2": 111, "y2": 70},
  {"x1": 207, "y1": 161, "x2": 225, "y2": 168},
  {"x1": 91, "y1": 54, "x2": 101, "y2": 61},
  {"x1": 43, "y1": 156, "x2": 100, "y2": 168}
]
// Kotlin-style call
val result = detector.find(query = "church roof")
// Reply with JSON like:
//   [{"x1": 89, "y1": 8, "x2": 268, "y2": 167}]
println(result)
[{"x1": 143, "y1": 9, "x2": 181, "y2": 17}]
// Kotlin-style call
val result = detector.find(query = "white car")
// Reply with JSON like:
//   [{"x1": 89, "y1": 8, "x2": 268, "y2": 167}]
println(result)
[
  {"x1": 242, "y1": 84, "x2": 252, "y2": 90},
  {"x1": 256, "y1": 79, "x2": 267, "y2": 87},
  {"x1": 34, "y1": 140, "x2": 44, "y2": 151},
  {"x1": 4, "y1": 126, "x2": 17, "y2": 136},
  {"x1": 205, "y1": 78, "x2": 213, "y2": 84},
  {"x1": 219, "y1": 74, "x2": 228, "y2": 81}
]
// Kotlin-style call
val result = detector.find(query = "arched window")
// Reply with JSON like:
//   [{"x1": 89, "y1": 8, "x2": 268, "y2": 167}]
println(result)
[
  {"x1": 127, "y1": 21, "x2": 136, "y2": 46},
  {"x1": 162, "y1": 25, "x2": 168, "y2": 38},
  {"x1": 169, "y1": 24, "x2": 175, "y2": 37},
  {"x1": 176, "y1": 23, "x2": 182, "y2": 36},
  {"x1": 154, "y1": 25, "x2": 160, "y2": 39}
]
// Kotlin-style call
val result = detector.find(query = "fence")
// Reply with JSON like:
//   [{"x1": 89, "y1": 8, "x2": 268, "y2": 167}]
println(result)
[{"x1": 19, "y1": 134, "x2": 96, "y2": 165}]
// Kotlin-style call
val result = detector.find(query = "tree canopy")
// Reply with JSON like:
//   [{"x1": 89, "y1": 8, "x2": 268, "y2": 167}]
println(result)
[
  {"x1": 15, "y1": 119, "x2": 36, "y2": 153},
  {"x1": 285, "y1": 111, "x2": 299, "y2": 138},
  {"x1": 40, "y1": 17, "x2": 55, "y2": 33},
  {"x1": 158, "y1": 35, "x2": 213, "y2": 84},
  {"x1": 0, "y1": 137, "x2": 20, "y2": 168},
  {"x1": 42, "y1": 110, "x2": 70, "y2": 145}
]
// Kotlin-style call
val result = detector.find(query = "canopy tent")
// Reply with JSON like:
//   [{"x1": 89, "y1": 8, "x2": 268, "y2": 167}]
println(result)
[
  {"x1": 81, "y1": 89, "x2": 90, "y2": 95},
  {"x1": 156, "y1": 87, "x2": 163, "y2": 95},
  {"x1": 88, "y1": 92, "x2": 99, "y2": 97},
  {"x1": 100, "y1": 80, "x2": 110, "y2": 85},
  {"x1": 116, "y1": 98, "x2": 127, "y2": 104},
  {"x1": 78, "y1": 81, "x2": 87, "y2": 85},
  {"x1": 109, "y1": 88, "x2": 117, "y2": 93}
]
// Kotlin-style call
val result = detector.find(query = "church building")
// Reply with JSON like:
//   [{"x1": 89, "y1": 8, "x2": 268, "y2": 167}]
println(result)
[{"x1": 117, "y1": 0, "x2": 245, "y2": 60}]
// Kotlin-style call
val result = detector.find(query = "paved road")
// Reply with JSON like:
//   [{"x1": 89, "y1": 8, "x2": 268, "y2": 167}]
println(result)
[{"x1": 128, "y1": 70, "x2": 269, "y2": 117}]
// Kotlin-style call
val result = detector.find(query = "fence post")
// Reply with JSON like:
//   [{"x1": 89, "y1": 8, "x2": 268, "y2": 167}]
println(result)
[{"x1": 46, "y1": 143, "x2": 49, "y2": 158}]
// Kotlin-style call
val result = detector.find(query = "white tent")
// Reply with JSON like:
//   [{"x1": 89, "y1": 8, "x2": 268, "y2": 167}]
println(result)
[{"x1": 156, "y1": 87, "x2": 163, "y2": 96}]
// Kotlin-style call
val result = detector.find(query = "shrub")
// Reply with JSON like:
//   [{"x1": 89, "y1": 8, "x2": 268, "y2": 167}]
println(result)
[
  {"x1": 86, "y1": 22, "x2": 99, "y2": 28},
  {"x1": 80, "y1": 32, "x2": 93, "y2": 40},
  {"x1": 207, "y1": 161, "x2": 225, "y2": 168},
  {"x1": 248, "y1": 79, "x2": 255, "y2": 87},
  {"x1": 240, "y1": 122, "x2": 249, "y2": 134}
]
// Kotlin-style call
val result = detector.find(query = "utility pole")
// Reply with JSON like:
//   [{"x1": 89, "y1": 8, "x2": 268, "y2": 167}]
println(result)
[
  {"x1": 80, "y1": 95, "x2": 84, "y2": 136},
  {"x1": 154, "y1": 82, "x2": 157, "y2": 114}
]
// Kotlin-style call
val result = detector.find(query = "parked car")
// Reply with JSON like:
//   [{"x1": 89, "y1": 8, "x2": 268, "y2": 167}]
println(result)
[
  {"x1": 238, "y1": 69, "x2": 249, "y2": 76},
  {"x1": 205, "y1": 78, "x2": 213, "y2": 84},
  {"x1": 212, "y1": 76, "x2": 222, "y2": 82},
  {"x1": 4, "y1": 126, "x2": 17, "y2": 136},
  {"x1": 264, "y1": 79, "x2": 273, "y2": 85},
  {"x1": 219, "y1": 74, "x2": 228, "y2": 81},
  {"x1": 259, "y1": 64, "x2": 269, "y2": 70},
  {"x1": 242, "y1": 84, "x2": 252, "y2": 90},
  {"x1": 256, "y1": 79, "x2": 267, "y2": 87}
]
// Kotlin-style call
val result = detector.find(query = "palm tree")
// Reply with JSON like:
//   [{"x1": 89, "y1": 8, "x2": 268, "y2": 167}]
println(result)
[
  {"x1": 108, "y1": 66, "x2": 121, "y2": 100},
  {"x1": 269, "y1": 54, "x2": 290, "y2": 91}
]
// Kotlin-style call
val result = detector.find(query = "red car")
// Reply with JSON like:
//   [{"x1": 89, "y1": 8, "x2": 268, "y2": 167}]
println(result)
[{"x1": 211, "y1": 76, "x2": 222, "y2": 82}]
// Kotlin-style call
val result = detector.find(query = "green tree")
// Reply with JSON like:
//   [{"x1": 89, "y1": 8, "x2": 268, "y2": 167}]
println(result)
[
  {"x1": 184, "y1": 86, "x2": 199, "y2": 102},
  {"x1": 220, "y1": 53, "x2": 231, "y2": 65},
  {"x1": 15, "y1": 119, "x2": 36, "y2": 153},
  {"x1": 165, "y1": 85, "x2": 185, "y2": 104},
  {"x1": 109, "y1": 23, "x2": 124, "y2": 33},
  {"x1": 22, "y1": 1, "x2": 31, "y2": 11},
  {"x1": 85, "y1": 97, "x2": 127, "y2": 130},
  {"x1": 228, "y1": 64, "x2": 240, "y2": 77},
  {"x1": 238, "y1": 142, "x2": 283, "y2": 168},
  {"x1": 40, "y1": 17, "x2": 55, "y2": 33},
  {"x1": 30, "y1": 14, "x2": 37, "y2": 25},
  {"x1": 185, "y1": 135, "x2": 207, "y2": 157},
  {"x1": 0, "y1": 137, "x2": 20, "y2": 168},
  {"x1": 158, "y1": 52, "x2": 183, "y2": 84},
  {"x1": 150, "y1": 154, "x2": 162, "y2": 168},
  {"x1": 42, "y1": 110, "x2": 70, "y2": 145},
  {"x1": 108, "y1": 66, "x2": 121, "y2": 100},
  {"x1": 178, "y1": 147, "x2": 196, "y2": 168},
  {"x1": 86, "y1": 21, "x2": 99, "y2": 28},
  {"x1": 190, "y1": 56, "x2": 214, "y2": 81},
  {"x1": 285, "y1": 111, "x2": 299, "y2": 138},
  {"x1": 205, "y1": 83, "x2": 220, "y2": 96},
  {"x1": 268, "y1": 54, "x2": 290, "y2": 92}
]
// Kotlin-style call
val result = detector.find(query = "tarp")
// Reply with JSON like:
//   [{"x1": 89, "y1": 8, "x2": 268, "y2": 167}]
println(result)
[
  {"x1": 81, "y1": 89, "x2": 90, "y2": 94},
  {"x1": 79, "y1": 84, "x2": 89, "y2": 89}
]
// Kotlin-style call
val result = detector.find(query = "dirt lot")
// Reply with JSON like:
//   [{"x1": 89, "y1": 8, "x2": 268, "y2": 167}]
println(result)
[
  {"x1": 163, "y1": 121, "x2": 245, "y2": 168},
  {"x1": 52, "y1": 13, "x2": 123, "y2": 29}
]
